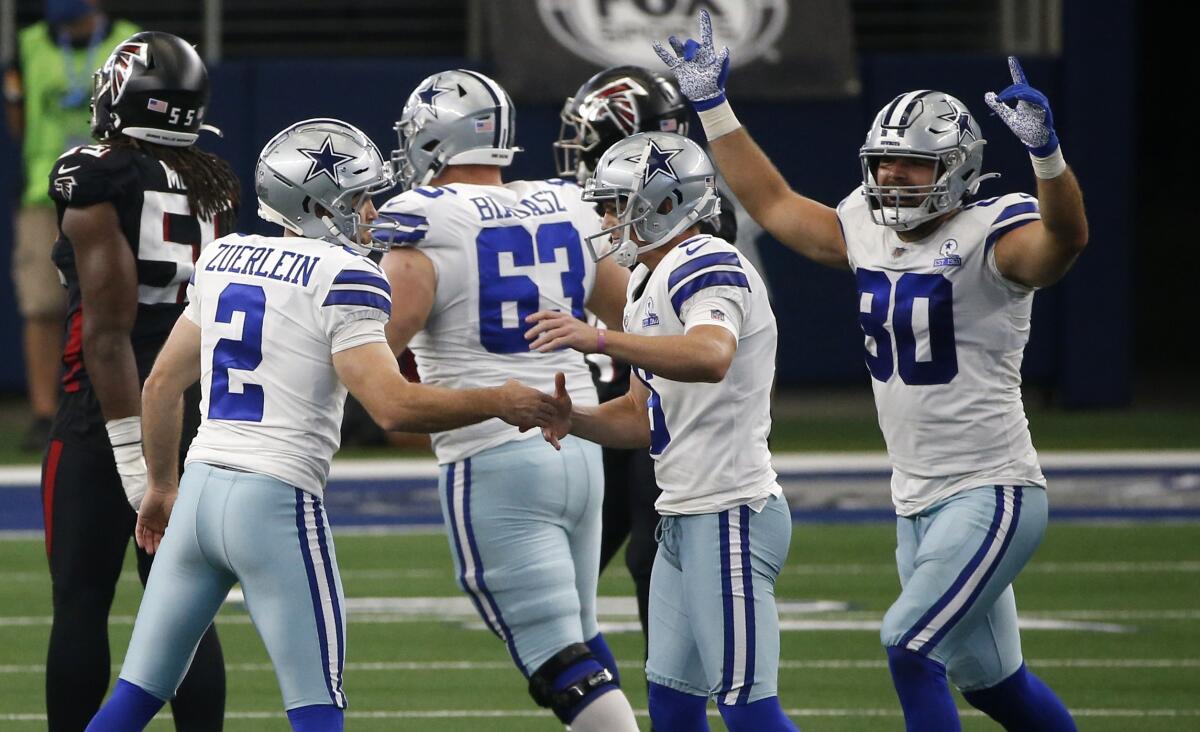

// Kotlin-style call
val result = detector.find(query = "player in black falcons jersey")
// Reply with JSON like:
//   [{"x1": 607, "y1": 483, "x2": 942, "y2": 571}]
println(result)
[{"x1": 41, "y1": 32, "x2": 238, "y2": 730}]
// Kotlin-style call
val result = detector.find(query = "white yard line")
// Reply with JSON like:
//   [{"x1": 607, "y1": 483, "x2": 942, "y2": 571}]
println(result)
[
  {"x1": 2, "y1": 707, "x2": 1199, "y2": 721},
  {"x1": 1, "y1": 658, "x2": 1197, "y2": 675}
]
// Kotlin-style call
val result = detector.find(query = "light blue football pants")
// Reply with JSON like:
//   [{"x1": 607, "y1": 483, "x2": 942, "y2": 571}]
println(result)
[
  {"x1": 120, "y1": 463, "x2": 347, "y2": 710},
  {"x1": 646, "y1": 493, "x2": 793, "y2": 705},
  {"x1": 438, "y1": 435, "x2": 604, "y2": 676},
  {"x1": 881, "y1": 484, "x2": 1048, "y2": 691}
]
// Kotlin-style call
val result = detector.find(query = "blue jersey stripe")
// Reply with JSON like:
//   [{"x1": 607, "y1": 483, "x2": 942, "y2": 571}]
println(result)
[
  {"x1": 295, "y1": 490, "x2": 338, "y2": 706},
  {"x1": 898, "y1": 486, "x2": 1009, "y2": 654},
  {"x1": 963, "y1": 196, "x2": 1001, "y2": 210},
  {"x1": 373, "y1": 228, "x2": 427, "y2": 245},
  {"x1": 984, "y1": 218, "x2": 1038, "y2": 252},
  {"x1": 922, "y1": 487, "x2": 1024, "y2": 653},
  {"x1": 444, "y1": 463, "x2": 501, "y2": 637},
  {"x1": 667, "y1": 252, "x2": 742, "y2": 290},
  {"x1": 461, "y1": 458, "x2": 523, "y2": 669},
  {"x1": 992, "y1": 201, "x2": 1039, "y2": 227},
  {"x1": 381, "y1": 212, "x2": 428, "y2": 228},
  {"x1": 670, "y1": 270, "x2": 750, "y2": 317},
  {"x1": 332, "y1": 269, "x2": 392, "y2": 295},
  {"x1": 322, "y1": 290, "x2": 391, "y2": 313},
  {"x1": 719, "y1": 510, "x2": 736, "y2": 696},
  {"x1": 312, "y1": 495, "x2": 346, "y2": 707},
  {"x1": 737, "y1": 504, "x2": 756, "y2": 704}
]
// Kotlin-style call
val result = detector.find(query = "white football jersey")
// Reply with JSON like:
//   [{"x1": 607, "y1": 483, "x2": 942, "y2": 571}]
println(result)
[
  {"x1": 623, "y1": 234, "x2": 780, "y2": 515},
  {"x1": 838, "y1": 188, "x2": 1048, "y2": 516},
  {"x1": 183, "y1": 233, "x2": 391, "y2": 498},
  {"x1": 378, "y1": 180, "x2": 601, "y2": 464}
]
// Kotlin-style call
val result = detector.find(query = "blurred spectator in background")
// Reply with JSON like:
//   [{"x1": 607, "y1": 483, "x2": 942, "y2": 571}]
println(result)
[{"x1": 3, "y1": 0, "x2": 138, "y2": 451}]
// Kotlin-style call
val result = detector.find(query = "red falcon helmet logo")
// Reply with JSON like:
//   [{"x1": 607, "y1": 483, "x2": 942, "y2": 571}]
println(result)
[
  {"x1": 103, "y1": 42, "x2": 150, "y2": 103},
  {"x1": 579, "y1": 77, "x2": 646, "y2": 137}
]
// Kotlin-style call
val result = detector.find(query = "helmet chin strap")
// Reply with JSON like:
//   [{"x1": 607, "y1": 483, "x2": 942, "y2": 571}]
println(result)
[
  {"x1": 612, "y1": 240, "x2": 639, "y2": 268},
  {"x1": 321, "y1": 214, "x2": 365, "y2": 252}
]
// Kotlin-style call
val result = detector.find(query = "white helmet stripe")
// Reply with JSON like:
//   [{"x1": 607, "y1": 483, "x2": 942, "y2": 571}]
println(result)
[{"x1": 884, "y1": 89, "x2": 931, "y2": 129}]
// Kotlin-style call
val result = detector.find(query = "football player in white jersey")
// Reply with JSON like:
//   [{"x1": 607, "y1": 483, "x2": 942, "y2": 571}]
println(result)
[
  {"x1": 654, "y1": 11, "x2": 1087, "y2": 732},
  {"x1": 86, "y1": 119, "x2": 558, "y2": 732},
  {"x1": 526, "y1": 131, "x2": 798, "y2": 732},
  {"x1": 376, "y1": 70, "x2": 639, "y2": 732}
]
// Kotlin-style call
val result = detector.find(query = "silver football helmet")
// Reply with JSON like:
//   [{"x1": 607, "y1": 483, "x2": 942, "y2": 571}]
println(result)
[
  {"x1": 860, "y1": 91, "x2": 997, "y2": 231},
  {"x1": 583, "y1": 132, "x2": 720, "y2": 267},
  {"x1": 392, "y1": 69, "x2": 521, "y2": 190},
  {"x1": 256, "y1": 118, "x2": 394, "y2": 254}
]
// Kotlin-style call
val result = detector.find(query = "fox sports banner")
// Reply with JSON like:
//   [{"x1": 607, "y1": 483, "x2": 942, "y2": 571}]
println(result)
[{"x1": 484, "y1": 0, "x2": 859, "y2": 101}]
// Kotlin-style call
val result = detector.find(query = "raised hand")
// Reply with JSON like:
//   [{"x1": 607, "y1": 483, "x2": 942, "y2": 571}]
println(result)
[
  {"x1": 495, "y1": 379, "x2": 558, "y2": 431},
  {"x1": 525, "y1": 310, "x2": 601, "y2": 354},
  {"x1": 540, "y1": 372, "x2": 572, "y2": 451},
  {"x1": 984, "y1": 56, "x2": 1059, "y2": 157},
  {"x1": 652, "y1": 8, "x2": 731, "y2": 110}
]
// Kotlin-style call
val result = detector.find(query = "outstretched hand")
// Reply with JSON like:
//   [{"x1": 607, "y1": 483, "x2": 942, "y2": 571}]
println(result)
[
  {"x1": 651, "y1": 8, "x2": 731, "y2": 110},
  {"x1": 525, "y1": 310, "x2": 601, "y2": 354},
  {"x1": 984, "y1": 56, "x2": 1059, "y2": 157},
  {"x1": 539, "y1": 372, "x2": 572, "y2": 451},
  {"x1": 496, "y1": 379, "x2": 560, "y2": 431}
]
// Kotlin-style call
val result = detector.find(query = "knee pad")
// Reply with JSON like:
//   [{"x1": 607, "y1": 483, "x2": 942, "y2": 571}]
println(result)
[
  {"x1": 585, "y1": 633, "x2": 619, "y2": 684},
  {"x1": 528, "y1": 643, "x2": 618, "y2": 724}
]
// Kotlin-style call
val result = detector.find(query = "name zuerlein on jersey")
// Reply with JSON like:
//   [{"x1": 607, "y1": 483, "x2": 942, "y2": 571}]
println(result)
[{"x1": 204, "y1": 241, "x2": 322, "y2": 286}]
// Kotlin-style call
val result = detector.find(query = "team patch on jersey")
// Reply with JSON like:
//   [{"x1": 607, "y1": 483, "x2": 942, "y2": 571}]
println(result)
[
  {"x1": 642, "y1": 296, "x2": 661, "y2": 328},
  {"x1": 933, "y1": 238, "x2": 962, "y2": 267},
  {"x1": 53, "y1": 175, "x2": 76, "y2": 200}
]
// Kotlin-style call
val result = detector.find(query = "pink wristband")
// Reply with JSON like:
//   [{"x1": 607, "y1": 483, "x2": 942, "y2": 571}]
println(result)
[{"x1": 597, "y1": 327, "x2": 607, "y2": 353}]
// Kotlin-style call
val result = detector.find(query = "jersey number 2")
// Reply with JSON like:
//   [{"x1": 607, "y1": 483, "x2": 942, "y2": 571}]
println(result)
[
  {"x1": 856, "y1": 270, "x2": 958, "y2": 386},
  {"x1": 476, "y1": 222, "x2": 586, "y2": 354},
  {"x1": 209, "y1": 283, "x2": 266, "y2": 422}
]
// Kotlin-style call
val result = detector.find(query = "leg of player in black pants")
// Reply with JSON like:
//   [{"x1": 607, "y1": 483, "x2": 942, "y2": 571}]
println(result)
[
  {"x1": 599, "y1": 445, "x2": 662, "y2": 651},
  {"x1": 42, "y1": 428, "x2": 224, "y2": 731},
  {"x1": 622, "y1": 448, "x2": 660, "y2": 647}
]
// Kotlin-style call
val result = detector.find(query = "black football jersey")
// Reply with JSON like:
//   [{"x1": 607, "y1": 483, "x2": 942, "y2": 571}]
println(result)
[{"x1": 48, "y1": 142, "x2": 236, "y2": 396}]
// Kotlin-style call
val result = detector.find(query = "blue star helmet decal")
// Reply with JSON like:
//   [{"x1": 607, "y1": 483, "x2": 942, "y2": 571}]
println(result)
[
  {"x1": 625, "y1": 139, "x2": 682, "y2": 186},
  {"x1": 416, "y1": 78, "x2": 452, "y2": 117},
  {"x1": 298, "y1": 135, "x2": 355, "y2": 184},
  {"x1": 934, "y1": 101, "x2": 977, "y2": 143}
]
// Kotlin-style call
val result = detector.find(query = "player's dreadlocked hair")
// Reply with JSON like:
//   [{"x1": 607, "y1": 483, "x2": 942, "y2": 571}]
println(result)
[{"x1": 112, "y1": 138, "x2": 241, "y2": 221}]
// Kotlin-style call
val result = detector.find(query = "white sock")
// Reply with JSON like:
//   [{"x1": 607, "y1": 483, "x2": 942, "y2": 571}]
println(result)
[{"x1": 565, "y1": 689, "x2": 640, "y2": 732}]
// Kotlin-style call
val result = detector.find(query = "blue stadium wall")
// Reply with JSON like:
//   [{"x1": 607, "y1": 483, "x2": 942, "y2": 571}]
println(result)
[{"x1": 0, "y1": 4, "x2": 1134, "y2": 406}]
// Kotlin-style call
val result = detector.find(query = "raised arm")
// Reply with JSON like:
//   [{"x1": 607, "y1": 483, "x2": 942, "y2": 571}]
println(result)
[
  {"x1": 653, "y1": 9, "x2": 848, "y2": 269},
  {"x1": 984, "y1": 57, "x2": 1089, "y2": 288}
]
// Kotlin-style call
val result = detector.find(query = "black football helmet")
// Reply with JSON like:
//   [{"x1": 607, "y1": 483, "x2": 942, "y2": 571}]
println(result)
[
  {"x1": 555, "y1": 65, "x2": 689, "y2": 183},
  {"x1": 90, "y1": 31, "x2": 215, "y2": 147}
]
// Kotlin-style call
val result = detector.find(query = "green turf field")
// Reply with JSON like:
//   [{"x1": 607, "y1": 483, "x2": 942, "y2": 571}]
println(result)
[{"x1": 2, "y1": 522, "x2": 1197, "y2": 730}]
